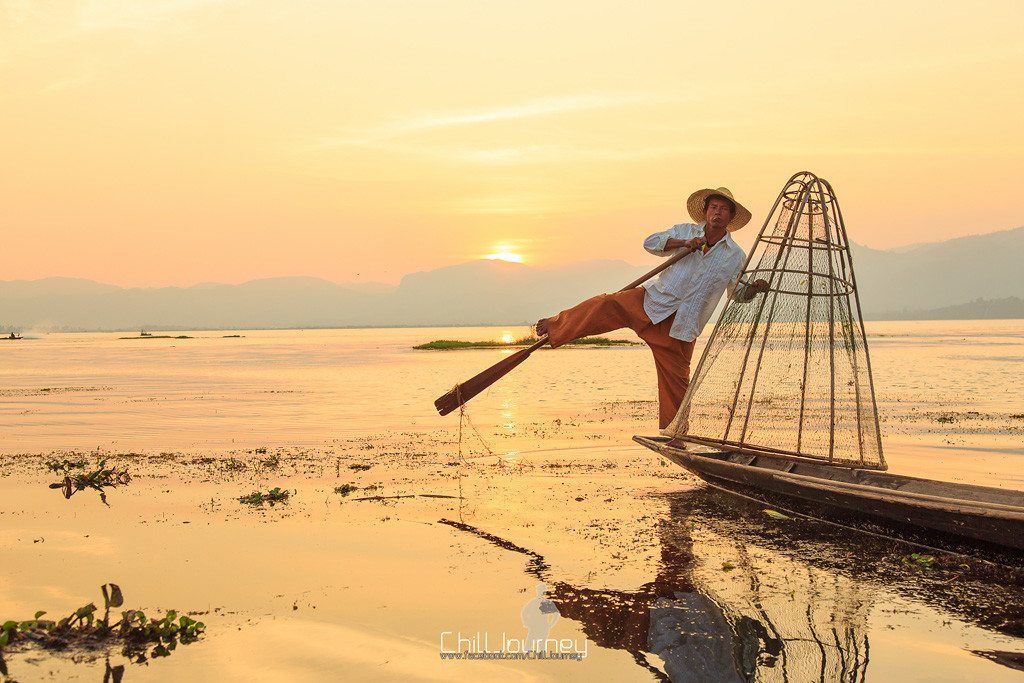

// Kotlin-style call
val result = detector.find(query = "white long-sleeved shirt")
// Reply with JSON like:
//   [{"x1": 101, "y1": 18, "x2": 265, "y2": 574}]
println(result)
[{"x1": 641, "y1": 223, "x2": 746, "y2": 342}]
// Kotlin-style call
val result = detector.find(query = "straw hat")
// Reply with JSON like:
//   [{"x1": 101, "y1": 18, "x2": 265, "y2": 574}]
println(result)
[{"x1": 686, "y1": 187, "x2": 752, "y2": 232}]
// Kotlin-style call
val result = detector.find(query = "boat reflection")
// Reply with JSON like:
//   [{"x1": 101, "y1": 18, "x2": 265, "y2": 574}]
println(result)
[{"x1": 443, "y1": 485, "x2": 1024, "y2": 680}]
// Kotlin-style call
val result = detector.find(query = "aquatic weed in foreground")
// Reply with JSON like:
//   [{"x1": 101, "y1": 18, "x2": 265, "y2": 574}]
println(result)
[{"x1": 0, "y1": 583, "x2": 205, "y2": 664}]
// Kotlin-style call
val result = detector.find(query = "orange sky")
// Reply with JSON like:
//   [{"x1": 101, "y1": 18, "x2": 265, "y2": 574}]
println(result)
[{"x1": 2, "y1": 1, "x2": 1022, "y2": 287}]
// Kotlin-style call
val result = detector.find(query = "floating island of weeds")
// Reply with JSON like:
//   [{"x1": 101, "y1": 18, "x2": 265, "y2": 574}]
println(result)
[
  {"x1": 119, "y1": 335, "x2": 192, "y2": 340},
  {"x1": 414, "y1": 336, "x2": 639, "y2": 350}
]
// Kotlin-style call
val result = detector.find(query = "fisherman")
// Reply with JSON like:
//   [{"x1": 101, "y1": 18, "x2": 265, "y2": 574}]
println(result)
[{"x1": 536, "y1": 187, "x2": 767, "y2": 429}]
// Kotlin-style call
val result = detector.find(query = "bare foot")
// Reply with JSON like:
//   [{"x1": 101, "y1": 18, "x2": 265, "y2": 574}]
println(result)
[{"x1": 535, "y1": 318, "x2": 549, "y2": 337}]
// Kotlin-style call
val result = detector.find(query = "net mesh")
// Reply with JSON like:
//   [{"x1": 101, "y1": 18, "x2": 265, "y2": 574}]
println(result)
[{"x1": 666, "y1": 172, "x2": 885, "y2": 469}]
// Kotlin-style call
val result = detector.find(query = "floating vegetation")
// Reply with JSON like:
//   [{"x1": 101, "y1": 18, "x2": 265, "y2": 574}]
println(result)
[
  {"x1": 904, "y1": 553, "x2": 937, "y2": 570},
  {"x1": 334, "y1": 484, "x2": 358, "y2": 496},
  {"x1": 348, "y1": 464, "x2": 372, "y2": 471},
  {"x1": 118, "y1": 335, "x2": 193, "y2": 340},
  {"x1": 413, "y1": 336, "x2": 638, "y2": 350},
  {"x1": 238, "y1": 487, "x2": 290, "y2": 506},
  {"x1": 48, "y1": 458, "x2": 131, "y2": 505},
  {"x1": 261, "y1": 455, "x2": 280, "y2": 469},
  {"x1": 222, "y1": 458, "x2": 247, "y2": 472},
  {"x1": 0, "y1": 583, "x2": 204, "y2": 664},
  {"x1": 44, "y1": 458, "x2": 87, "y2": 473}
]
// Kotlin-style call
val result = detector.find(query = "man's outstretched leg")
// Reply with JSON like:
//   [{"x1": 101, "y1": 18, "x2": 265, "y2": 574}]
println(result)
[
  {"x1": 638, "y1": 319, "x2": 695, "y2": 428},
  {"x1": 537, "y1": 287, "x2": 648, "y2": 348}
]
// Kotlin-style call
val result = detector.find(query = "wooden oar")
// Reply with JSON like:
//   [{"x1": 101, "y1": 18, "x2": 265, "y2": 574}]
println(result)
[{"x1": 433, "y1": 244, "x2": 700, "y2": 416}]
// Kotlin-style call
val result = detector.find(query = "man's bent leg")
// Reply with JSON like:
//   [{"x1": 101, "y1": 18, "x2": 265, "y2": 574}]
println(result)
[
  {"x1": 638, "y1": 322, "x2": 695, "y2": 429},
  {"x1": 544, "y1": 287, "x2": 648, "y2": 348}
]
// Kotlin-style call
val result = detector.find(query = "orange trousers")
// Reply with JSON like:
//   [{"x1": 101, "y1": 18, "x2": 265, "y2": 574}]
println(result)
[{"x1": 545, "y1": 287, "x2": 695, "y2": 429}]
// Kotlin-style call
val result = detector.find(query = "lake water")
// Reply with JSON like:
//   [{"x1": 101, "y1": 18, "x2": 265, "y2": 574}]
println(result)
[
  {"x1": 2, "y1": 320, "x2": 1022, "y2": 485},
  {"x1": 1, "y1": 320, "x2": 1023, "y2": 681}
]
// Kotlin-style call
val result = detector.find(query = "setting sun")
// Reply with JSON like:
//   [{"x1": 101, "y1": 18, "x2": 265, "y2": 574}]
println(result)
[{"x1": 485, "y1": 246, "x2": 524, "y2": 263}]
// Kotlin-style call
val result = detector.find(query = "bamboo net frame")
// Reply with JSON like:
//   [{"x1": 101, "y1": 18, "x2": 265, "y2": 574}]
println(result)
[{"x1": 665, "y1": 171, "x2": 886, "y2": 470}]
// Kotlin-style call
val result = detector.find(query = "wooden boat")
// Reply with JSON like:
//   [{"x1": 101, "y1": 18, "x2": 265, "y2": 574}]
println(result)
[
  {"x1": 638, "y1": 173, "x2": 1024, "y2": 554},
  {"x1": 633, "y1": 436, "x2": 1024, "y2": 552}
]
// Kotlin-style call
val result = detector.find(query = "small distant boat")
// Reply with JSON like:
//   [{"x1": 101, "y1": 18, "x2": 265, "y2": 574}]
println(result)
[
  {"x1": 4, "y1": 333, "x2": 22, "y2": 340},
  {"x1": 636, "y1": 173, "x2": 1024, "y2": 554}
]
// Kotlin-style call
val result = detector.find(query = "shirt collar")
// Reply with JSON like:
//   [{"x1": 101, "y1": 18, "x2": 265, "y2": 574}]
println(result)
[{"x1": 698, "y1": 222, "x2": 738, "y2": 251}]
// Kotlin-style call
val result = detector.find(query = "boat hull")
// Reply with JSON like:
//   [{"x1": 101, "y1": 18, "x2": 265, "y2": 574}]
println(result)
[{"x1": 634, "y1": 436, "x2": 1024, "y2": 553}]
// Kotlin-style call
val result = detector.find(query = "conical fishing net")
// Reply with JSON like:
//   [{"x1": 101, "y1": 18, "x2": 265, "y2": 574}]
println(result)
[{"x1": 665, "y1": 172, "x2": 885, "y2": 469}]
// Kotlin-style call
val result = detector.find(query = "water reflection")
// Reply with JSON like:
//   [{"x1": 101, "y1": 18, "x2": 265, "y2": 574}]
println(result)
[{"x1": 444, "y1": 486, "x2": 1024, "y2": 681}]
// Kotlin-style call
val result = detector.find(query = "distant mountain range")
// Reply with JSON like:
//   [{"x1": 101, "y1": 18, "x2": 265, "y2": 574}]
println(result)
[{"x1": 1, "y1": 227, "x2": 1022, "y2": 331}]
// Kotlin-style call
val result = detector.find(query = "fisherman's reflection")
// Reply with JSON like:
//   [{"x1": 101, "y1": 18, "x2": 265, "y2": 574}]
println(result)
[
  {"x1": 444, "y1": 487, "x2": 866, "y2": 682},
  {"x1": 521, "y1": 583, "x2": 560, "y2": 651}
]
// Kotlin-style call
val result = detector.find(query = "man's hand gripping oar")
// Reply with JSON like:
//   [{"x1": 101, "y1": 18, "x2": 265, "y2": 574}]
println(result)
[{"x1": 432, "y1": 241, "x2": 704, "y2": 416}]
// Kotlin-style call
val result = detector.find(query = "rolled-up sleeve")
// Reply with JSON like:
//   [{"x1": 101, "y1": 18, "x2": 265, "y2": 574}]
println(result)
[{"x1": 643, "y1": 227, "x2": 677, "y2": 256}]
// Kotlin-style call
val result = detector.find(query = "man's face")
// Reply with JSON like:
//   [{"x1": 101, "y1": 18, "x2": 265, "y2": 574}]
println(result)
[{"x1": 705, "y1": 197, "x2": 735, "y2": 231}]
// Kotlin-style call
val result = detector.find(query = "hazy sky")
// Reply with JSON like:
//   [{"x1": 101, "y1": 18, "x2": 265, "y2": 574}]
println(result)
[{"x1": 2, "y1": 0, "x2": 1022, "y2": 286}]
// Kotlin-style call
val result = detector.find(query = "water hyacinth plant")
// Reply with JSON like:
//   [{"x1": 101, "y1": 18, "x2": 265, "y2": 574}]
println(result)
[{"x1": 0, "y1": 583, "x2": 204, "y2": 663}]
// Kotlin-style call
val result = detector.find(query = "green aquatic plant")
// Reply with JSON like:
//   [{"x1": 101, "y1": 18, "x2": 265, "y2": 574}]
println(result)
[
  {"x1": 48, "y1": 458, "x2": 131, "y2": 505},
  {"x1": 238, "y1": 487, "x2": 290, "y2": 506},
  {"x1": 904, "y1": 553, "x2": 937, "y2": 570},
  {"x1": 0, "y1": 583, "x2": 204, "y2": 662},
  {"x1": 413, "y1": 336, "x2": 638, "y2": 350},
  {"x1": 334, "y1": 484, "x2": 358, "y2": 496},
  {"x1": 44, "y1": 458, "x2": 87, "y2": 473}
]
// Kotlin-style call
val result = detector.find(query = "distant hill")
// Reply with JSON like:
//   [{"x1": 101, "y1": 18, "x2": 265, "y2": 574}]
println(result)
[
  {"x1": 1, "y1": 227, "x2": 1022, "y2": 331},
  {"x1": 0, "y1": 261, "x2": 648, "y2": 331},
  {"x1": 871, "y1": 296, "x2": 1024, "y2": 321},
  {"x1": 388, "y1": 258, "x2": 648, "y2": 326},
  {"x1": 852, "y1": 226, "x2": 1024, "y2": 319}
]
